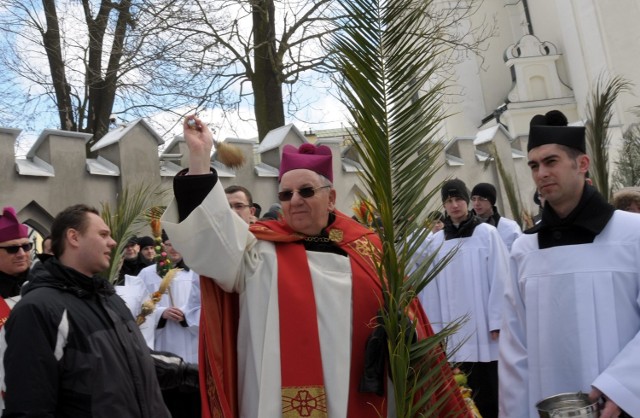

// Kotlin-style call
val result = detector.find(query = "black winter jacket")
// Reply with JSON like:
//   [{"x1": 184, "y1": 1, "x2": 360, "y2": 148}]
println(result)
[{"x1": 1, "y1": 258, "x2": 170, "y2": 418}]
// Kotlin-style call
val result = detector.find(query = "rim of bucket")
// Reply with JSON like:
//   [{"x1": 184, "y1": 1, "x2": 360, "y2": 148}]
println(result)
[{"x1": 536, "y1": 392, "x2": 596, "y2": 411}]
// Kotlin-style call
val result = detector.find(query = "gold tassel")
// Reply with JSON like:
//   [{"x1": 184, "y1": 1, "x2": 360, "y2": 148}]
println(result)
[{"x1": 214, "y1": 139, "x2": 245, "y2": 169}]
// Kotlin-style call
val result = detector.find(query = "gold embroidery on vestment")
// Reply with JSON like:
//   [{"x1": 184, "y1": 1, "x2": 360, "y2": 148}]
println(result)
[
  {"x1": 328, "y1": 229, "x2": 343, "y2": 243},
  {"x1": 282, "y1": 386, "x2": 328, "y2": 417}
]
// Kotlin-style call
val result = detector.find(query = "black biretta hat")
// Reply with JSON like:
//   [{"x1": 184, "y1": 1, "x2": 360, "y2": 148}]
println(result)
[{"x1": 527, "y1": 110, "x2": 586, "y2": 153}]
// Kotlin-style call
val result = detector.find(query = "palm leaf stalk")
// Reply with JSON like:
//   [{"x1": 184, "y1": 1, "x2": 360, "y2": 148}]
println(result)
[
  {"x1": 330, "y1": 0, "x2": 468, "y2": 416},
  {"x1": 585, "y1": 73, "x2": 631, "y2": 200},
  {"x1": 487, "y1": 143, "x2": 525, "y2": 228},
  {"x1": 101, "y1": 182, "x2": 167, "y2": 282}
]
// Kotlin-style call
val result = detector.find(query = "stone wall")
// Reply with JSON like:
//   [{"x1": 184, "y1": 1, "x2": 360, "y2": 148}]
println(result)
[{"x1": 1, "y1": 120, "x2": 535, "y2": 240}]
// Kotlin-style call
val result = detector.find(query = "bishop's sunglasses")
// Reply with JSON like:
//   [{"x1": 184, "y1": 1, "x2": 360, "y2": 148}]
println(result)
[
  {"x1": 0, "y1": 243, "x2": 34, "y2": 254},
  {"x1": 278, "y1": 185, "x2": 331, "y2": 202}
]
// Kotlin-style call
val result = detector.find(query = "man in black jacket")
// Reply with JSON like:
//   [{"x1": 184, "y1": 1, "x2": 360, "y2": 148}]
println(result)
[{"x1": 1, "y1": 204, "x2": 171, "y2": 417}]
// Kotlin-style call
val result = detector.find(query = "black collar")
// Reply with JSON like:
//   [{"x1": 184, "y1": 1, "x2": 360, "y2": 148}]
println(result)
[
  {"x1": 444, "y1": 213, "x2": 483, "y2": 240},
  {"x1": 304, "y1": 213, "x2": 347, "y2": 256},
  {"x1": 525, "y1": 184, "x2": 614, "y2": 249}
]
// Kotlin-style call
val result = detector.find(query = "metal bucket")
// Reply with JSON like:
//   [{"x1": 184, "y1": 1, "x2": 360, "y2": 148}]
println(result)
[{"x1": 536, "y1": 392, "x2": 600, "y2": 418}]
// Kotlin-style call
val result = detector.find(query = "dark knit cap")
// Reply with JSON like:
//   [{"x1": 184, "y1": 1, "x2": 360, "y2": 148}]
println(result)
[
  {"x1": 138, "y1": 235, "x2": 155, "y2": 248},
  {"x1": 441, "y1": 179, "x2": 469, "y2": 204},
  {"x1": 528, "y1": 110, "x2": 586, "y2": 153},
  {"x1": 471, "y1": 183, "x2": 497, "y2": 206}
]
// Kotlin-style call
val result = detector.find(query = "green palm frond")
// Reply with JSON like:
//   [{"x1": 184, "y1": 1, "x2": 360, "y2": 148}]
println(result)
[
  {"x1": 612, "y1": 124, "x2": 640, "y2": 190},
  {"x1": 330, "y1": 0, "x2": 468, "y2": 416},
  {"x1": 101, "y1": 182, "x2": 168, "y2": 282},
  {"x1": 585, "y1": 73, "x2": 632, "y2": 200}
]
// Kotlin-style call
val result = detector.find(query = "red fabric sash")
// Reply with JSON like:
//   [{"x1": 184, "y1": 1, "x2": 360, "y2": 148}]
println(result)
[
  {"x1": 198, "y1": 276, "x2": 239, "y2": 418},
  {"x1": 277, "y1": 243, "x2": 328, "y2": 417},
  {"x1": 0, "y1": 297, "x2": 11, "y2": 330}
]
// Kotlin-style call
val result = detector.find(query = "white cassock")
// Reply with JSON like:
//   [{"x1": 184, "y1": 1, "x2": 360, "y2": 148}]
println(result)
[
  {"x1": 417, "y1": 223, "x2": 510, "y2": 363},
  {"x1": 499, "y1": 210, "x2": 640, "y2": 418},
  {"x1": 495, "y1": 216, "x2": 522, "y2": 252},
  {"x1": 161, "y1": 181, "x2": 396, "y2": 418},
  {"x1": 136, "y1": 264, "x2": 200, "y2": 364},
  {"x1": 115, "y1": 275, "x2": 157, "y2": 349},
  {"x1": 183, "y1": 277, "x2": 201, "y2": 330}
]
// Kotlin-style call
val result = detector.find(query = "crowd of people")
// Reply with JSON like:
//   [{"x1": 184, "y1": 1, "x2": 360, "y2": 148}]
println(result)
[{"x1": 0, "y1": 109, "x2": 639, "y2": 417}]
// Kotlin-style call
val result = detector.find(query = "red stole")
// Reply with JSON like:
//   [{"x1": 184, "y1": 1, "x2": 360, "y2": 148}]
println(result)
[{"x1": 0, "y1": 298, "x2": 11, "y2": 329}]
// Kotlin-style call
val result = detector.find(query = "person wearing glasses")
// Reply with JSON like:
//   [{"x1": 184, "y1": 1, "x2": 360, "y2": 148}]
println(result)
[
  {"x1": 0, "y1": 207, "x2": 32, "y2": 300},
  {"x1": 159, "y1": 116, "x2": 468, "y2": 418},
  {"x1": 499, "y1": 111, "x2": 640, "y2": 418},
  {"x1": 470, "y1": 182, "x2": 522, "y2": 252},
  {"x1": 225, "y1": 185, "x2": 257, "y2": 224},
  {"x1": 417, "y1": 179, "x2": 510, "y2": 418}
]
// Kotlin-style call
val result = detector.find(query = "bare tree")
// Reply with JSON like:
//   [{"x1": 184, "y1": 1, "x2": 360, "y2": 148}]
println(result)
[
  {"x1": 0, "y1": 0, "x2": 495, "y2": 146},
  {"x1": 0, "y1": 0, "x2": 225, "y2": 145},
  {"x1": 153, "y1": 0, "x2": 342, "y2": 141}
]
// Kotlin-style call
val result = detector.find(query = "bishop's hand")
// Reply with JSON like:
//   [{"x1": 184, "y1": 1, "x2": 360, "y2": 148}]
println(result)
[{"x1": 184, "y1": 115, "x2": 213, "y2": 175}]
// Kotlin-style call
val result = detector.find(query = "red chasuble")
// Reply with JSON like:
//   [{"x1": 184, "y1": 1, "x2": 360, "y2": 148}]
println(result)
[{"x1": 198, "y1": 277, "x2": 239, "y2": 418}]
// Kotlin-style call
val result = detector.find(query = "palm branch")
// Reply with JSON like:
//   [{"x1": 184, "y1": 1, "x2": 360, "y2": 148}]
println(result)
[
  {"x1": 330, "y1": 0, "x2": 468, "y2": 416},
  {"x1": 101, "y1": 182, "x2": 168, "y2": 282},
  {"x1": 585, "y1": 73, "x2": 631, "y2": 200},
  {"x1": 485, "y1": 143, "x2": 525, "y2": 228}
]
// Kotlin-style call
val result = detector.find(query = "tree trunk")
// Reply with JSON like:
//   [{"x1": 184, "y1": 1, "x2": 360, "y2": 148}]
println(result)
[
  {"x1": 85, "y1": 0, "x2": 131, "y2": 144},
  {"x1": 42, "y1": 0, "x2": 77, "y2": 131},
  {"x1": 251, "y1": 0, "x2": 285, "y2": 141}
]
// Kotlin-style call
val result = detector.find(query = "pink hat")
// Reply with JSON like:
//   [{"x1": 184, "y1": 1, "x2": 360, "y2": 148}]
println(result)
[
  {"x1": 278, "y1": 143, "x2": 333, "y2": 182},
  {"x1": 0, "y1": 207, "x2": 29, "y2": 243}
]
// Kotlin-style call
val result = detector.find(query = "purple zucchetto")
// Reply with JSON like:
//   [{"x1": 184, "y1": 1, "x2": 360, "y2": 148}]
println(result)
[
  {"x1": 0, "y1": 207, "x2": 29, "y2": 243},
  {"x1": 278, "y1": 143, "x2": 333, "y2": 182}
]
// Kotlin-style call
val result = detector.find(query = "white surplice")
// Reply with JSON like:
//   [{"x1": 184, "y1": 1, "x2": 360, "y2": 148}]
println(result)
[
  {"x1": 499, "y1": 210, "x2": 640, "y2": 418},
  {"x1": 417, "y1": 223, "x2": 510, "y2": 363},
  {"x1": 136, "y1": 264, "x2": 200, "y2": 364},
  {"x1": 495, "y1": 216, "x2": 522, "y2": 252},
  {"x1": 115, "y1": 275, "x2": 157, "y2": 349}
]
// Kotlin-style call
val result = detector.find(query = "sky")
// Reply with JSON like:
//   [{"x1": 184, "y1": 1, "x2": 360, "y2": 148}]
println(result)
[{"x1": 2, "y1": 1, "x2": 350, "y2": 157}]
